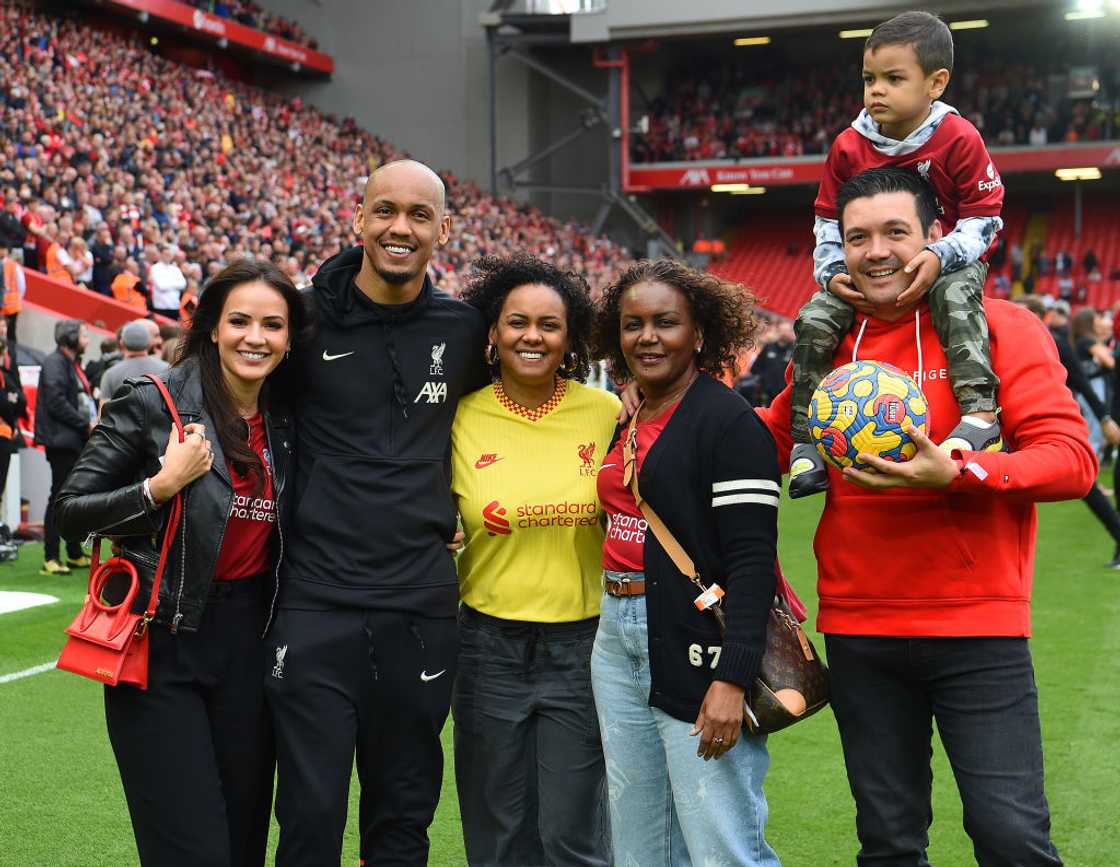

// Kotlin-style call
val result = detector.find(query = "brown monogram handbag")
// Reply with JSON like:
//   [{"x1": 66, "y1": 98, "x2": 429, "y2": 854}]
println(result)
[{"x1": 622, "y1": 410, "x2": 829, "y2": 735}]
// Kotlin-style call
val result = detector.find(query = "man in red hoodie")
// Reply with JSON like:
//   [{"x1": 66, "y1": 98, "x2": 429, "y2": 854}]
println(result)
[{"x1": 761, "y1": 167, "x2": 1095, "y2": 866}]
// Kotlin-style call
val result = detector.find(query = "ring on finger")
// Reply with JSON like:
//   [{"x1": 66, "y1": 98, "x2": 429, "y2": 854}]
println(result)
[{"x1": 713, "y1": 736, "x2": 725, "y2": 744}]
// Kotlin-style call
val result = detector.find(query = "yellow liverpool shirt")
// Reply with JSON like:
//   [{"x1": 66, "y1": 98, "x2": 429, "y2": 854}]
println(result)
[{"x1": 451, "y1": 379, "x2": 621, "y2": 622}]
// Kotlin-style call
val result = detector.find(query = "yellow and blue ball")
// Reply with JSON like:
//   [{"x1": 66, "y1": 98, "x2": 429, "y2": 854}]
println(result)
[{"x1": 807, "y1": 360, "x2": 929, "y2": 471}]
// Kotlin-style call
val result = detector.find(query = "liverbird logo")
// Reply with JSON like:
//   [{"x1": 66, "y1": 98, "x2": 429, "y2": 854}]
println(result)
[
  {"x1": 272, "y1": 645, "x2": 287, "y2": 679},
  {"x1": 916, "y1": 159, "x2": 931, "y2": 180},
  {"x1": 578, "y1": 442, "x2": 597, "y2": 476},
  {"x1": 430, "y1": 342, "x2": 446, "y2": 376}
]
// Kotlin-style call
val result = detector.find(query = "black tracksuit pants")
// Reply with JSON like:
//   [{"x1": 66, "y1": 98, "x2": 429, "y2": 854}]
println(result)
[
  {"x1": 266, "y1": 607, "x2": 458, "y2": 867},
  {"x1": 104, "y1": 577, "x2": 274, "y2": 867},
  {"x1": 44, "y1": 447, "x2": 84, "y2": 562}
]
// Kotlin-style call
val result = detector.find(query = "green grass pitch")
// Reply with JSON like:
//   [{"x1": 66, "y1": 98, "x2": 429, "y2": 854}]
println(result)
[{"x1": 2, "y1": 490, "x2": 1118, "y2": 865}]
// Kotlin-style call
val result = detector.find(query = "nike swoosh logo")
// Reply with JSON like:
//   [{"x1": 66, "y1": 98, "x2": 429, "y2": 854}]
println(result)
[
  {"x1": 322, "y1": 350, "x2": 355, "y2": 362},
  {"x1": 474, "y1": 456, "x2": 503, "y2": 469},
  {"x1": 420, "y1": 669, "x2": 446, "y2": 683},
  {"x1": 599, "y1": 463, "x2": 616, "y2": 471}
]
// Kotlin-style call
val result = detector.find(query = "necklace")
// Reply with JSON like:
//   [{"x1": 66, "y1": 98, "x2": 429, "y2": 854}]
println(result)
[
  {"x1": 640, "y1": 370, "x2": 698, "y2": 421},
  {"x1": 493, "y1": 377, "x2": 566, "y2": 422}
]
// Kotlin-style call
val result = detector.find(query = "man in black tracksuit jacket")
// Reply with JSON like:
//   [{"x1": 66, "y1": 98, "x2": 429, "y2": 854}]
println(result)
[{"x1": 266, "y1": 160, "x2": 488, "y2": 866}]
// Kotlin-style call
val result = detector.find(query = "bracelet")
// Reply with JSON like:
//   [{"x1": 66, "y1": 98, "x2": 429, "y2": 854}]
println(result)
[{"x1": 141, "y1": 478, "x2": 158, "y2": 512}]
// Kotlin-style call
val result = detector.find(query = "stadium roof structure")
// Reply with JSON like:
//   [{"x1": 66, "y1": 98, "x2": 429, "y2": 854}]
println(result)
[{"x1": 87, "y1": 0, "x2": 334, "y2": 76}]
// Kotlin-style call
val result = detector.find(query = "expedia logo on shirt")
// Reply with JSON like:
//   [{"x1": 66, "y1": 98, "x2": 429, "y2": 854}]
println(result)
[{"x1": 978, "y1": 161, "x2": 1002, "y2": 192}]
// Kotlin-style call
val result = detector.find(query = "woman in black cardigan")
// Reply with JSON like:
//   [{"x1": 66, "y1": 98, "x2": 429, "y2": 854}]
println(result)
[{"x1": 591, "y1": 259, "x2": 782, "y2": 866}]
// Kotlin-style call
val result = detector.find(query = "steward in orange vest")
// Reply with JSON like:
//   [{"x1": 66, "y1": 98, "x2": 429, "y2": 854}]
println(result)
[
  {"x1": 0, "y1": 244, "x2": 24, "y2": 345},
  {"x1": 111, "y1": 269, "x2": 148, "y2": 312}
]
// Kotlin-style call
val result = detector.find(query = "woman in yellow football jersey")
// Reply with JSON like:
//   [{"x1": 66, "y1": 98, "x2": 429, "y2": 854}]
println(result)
[{"x1": 450, "y1": 253, "x2": 620, "y2": 866}]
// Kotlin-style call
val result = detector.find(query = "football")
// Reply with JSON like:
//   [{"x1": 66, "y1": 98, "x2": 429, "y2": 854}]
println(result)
[{"x1": 807, "y1": 361, "x2": 929, "y2": 471}]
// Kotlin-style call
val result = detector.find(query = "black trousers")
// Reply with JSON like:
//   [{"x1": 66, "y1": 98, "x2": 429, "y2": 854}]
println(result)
[
  {"x1": 105, "y1": 577, "x2": 274, "y2": 867},
  {"x1": 1083, "y1": 482, "x2": 1120, "y2": 545},
  {"x1": 44, "y1": 447, "x2": 83, "y2": 561},
  {"x1": 266, "y1": 607, "x2": 457, "y2": 867},
  {"x1": 826, "y1": 635, "x2": 1062, "y2": 867},
  {"x1": 453, "y1": 605, "x2": 609, "y2": 867},
  {"x1": 5, "y1": 311, "x2": 17, "y2": 345}
]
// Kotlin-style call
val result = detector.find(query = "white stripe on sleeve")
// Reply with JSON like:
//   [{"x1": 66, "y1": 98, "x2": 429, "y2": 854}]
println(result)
[
  {"x1": 712, "y1": 479, "x2": 780, "y2": 494},
  {"x1": 712, "y1": 493, "x2": 780, "y2": 508}
]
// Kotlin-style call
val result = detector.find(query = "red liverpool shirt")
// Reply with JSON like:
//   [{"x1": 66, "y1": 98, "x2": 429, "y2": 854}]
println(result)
[
  {"x1": 815, "y1": 113, "x2": 1003, "y2": 231},
  {"x1": 214, "y1": 414, "x2": 276, "y2": 581}
]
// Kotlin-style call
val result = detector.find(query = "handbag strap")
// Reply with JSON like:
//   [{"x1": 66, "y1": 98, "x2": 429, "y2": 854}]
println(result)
[
  {"x1": 623, "y1": 405, "x2": 810, "y2": 626},
  {"x1": 622, "y1": 406, "x2": 705, "y2": 592},
  {"x1": 136, "y1": 373, "x2": 186, "y2": 634}
]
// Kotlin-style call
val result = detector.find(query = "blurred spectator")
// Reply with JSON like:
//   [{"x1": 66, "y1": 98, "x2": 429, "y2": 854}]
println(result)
[
  {"x1": 0, "y1": 332, "x2": 25, "y2": 502},
  {"x1": 148, "y1": 246, "x2": 187, "y2": 319},
  {"x1": 98, "y1": 319, "x2": 167, "y2": 407},
  {"x1": 84, "y1": 334, "x2": 120, "y2": 401},
  {"x1": 183, "y1": 0, "x2": 318, "y2": 49},
  {"x1": 90, "y1": 223, "x2": 115, "y2": 296},
  {"x1": 749, "y1": 318, "x2": 795, "y2": 407},
  {"x1": 0, "y1": 238, "x2": 24, "y2": 344},
  {"x1": 633, "y1": 52, "x2": 1119, "y2": 162},
  {"x1": 1084, "y1": 248, "x2": 1099, "y2": 274},
  {"x1": 0, "y1": 4, "x2": 629, "y2": 306},
  {"x1": 34, "y1": 319, "x2": 93, "y2": 576}
]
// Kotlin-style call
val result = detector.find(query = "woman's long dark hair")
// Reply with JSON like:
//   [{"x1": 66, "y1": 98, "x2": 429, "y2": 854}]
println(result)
[{"x1": 177, "y1": 259, "x2": 311, "y2": 486}]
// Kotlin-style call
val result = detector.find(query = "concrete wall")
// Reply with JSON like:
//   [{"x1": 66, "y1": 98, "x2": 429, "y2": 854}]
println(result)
[
  {"x1": 570, "y1": 0, "x2": 1036, "y2": 41},
  {"x1": 254, "y1": 0, "x2": 530, "y2": 186}
]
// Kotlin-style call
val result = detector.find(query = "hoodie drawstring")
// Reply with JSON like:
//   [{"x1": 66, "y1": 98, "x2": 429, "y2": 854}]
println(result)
[
  {"x1": 852, "y1": 309, "x2": 930, "y2": 427},
  {"x1": 851, "y1": 318, "x2": 869, "y2": 363},
  {"x1": 382, "y1": 321, "x2": 409, "y2": 420}
]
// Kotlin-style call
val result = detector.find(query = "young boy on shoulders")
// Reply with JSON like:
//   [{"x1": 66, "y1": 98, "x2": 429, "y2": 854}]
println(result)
[{"x1": 789, "y1": 10, "x2": 1005, "y2": 497}]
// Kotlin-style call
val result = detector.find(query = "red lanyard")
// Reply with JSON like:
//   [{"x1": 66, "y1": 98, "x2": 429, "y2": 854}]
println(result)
[{"x1": 73, "y1": 360, "x2": 91, "y2": 395}]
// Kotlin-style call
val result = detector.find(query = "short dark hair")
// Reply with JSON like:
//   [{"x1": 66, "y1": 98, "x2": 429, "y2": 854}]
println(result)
[
  {"x1": 460, "y1": 253, "x2": 595, "y2": 381},
  {"x1": 594, "y1": 258, "x2": 758, "y2": 383},
  {"x1": 836, "y1": 167, "x2": 940, "y2": 237},
  {"x1": 866, "y1": 11, "x2": 954, "y2": 76}
]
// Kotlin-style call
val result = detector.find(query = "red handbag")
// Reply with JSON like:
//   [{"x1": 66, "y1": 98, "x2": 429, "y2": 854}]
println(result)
[{"x1": 56, "y1": 374, "x2": 185, "y2": 690}]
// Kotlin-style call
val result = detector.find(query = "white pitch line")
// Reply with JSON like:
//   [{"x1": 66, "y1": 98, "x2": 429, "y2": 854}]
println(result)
[{"x1": 0, "y1": 661, "x2": 56, "y2": 684}]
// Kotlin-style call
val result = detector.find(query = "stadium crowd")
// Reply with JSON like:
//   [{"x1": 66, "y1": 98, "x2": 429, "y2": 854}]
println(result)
[
  {"x1": 184, "y1": 0, "x2": 318, "y2": 49},
  {"x1": 0, "y1": 2, "x2": 630, "y2": 316},
  {"x1": 634, "y1": 57, "x2": 1120, "y2": 162}
]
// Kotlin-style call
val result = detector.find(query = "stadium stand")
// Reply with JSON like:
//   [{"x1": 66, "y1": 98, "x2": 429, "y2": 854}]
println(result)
[
  {"x1": 0, "y1": 1, "x2": 630, "y2": 313},
  {"x1": 182, "y1": 0, "x2": 318, "y2": 48},
  {"x1": 706, "y1": 214, "x2": 816, "y2": 320},
  {"x1": 633, "y1": 52, "x2": 1120, "y2": 162}
]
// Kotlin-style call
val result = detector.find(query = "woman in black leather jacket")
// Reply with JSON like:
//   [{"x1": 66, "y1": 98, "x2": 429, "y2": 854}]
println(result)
[{"x1": 56, "y1": 259, "x2": 309, "y2": 867}]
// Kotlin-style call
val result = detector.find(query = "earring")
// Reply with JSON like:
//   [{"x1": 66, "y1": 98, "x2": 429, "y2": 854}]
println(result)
[
  {"x1": 485, "y1": 344, "x2": 499, "y2": 366},
  {"x1": 284, "y1": 347, "x2": 291, "y2": 360},
  {"x1": 562, "y1": 352, "x2": 578, "y2": 375}
]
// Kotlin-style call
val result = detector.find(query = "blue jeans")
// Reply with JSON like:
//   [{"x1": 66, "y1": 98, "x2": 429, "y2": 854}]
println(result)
[
  {"x1": 826, "y1": 635, "x2": 1062, "y2": 867},
  {"x1": 590, "y1": 575, "x2": 781, "y2": 867}
]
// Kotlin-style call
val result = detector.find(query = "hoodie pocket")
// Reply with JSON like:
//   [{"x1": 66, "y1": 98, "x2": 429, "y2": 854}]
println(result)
[{"x1": 817, "y1": 494, "x2": 980, "y2": 603}]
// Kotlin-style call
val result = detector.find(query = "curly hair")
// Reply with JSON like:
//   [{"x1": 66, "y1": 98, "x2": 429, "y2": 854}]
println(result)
[
  {"x1": 594, "y1": 258, "x2": 759, "y2": 383},
  {"x1": 460, "y1": 253, "x2": 595, "y2": 381}
]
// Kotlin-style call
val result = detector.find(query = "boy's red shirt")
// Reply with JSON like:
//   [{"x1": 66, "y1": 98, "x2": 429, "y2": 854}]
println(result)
[
  {"x1": 758, "y1": 299, "x2": 1096, "y2": 638},
  {"x1": 815, "y1": 113, "x2": 1004, "y2": 231}
]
